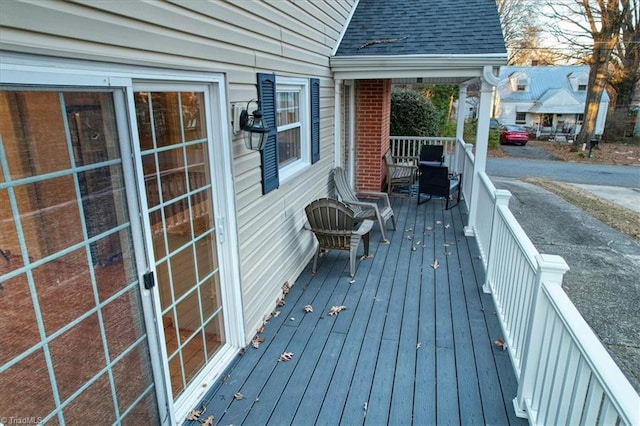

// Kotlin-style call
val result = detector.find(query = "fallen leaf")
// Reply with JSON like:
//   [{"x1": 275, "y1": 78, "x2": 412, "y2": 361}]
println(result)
[
  {"x1": 494, "y1": 338, "x2": 507, "y2": 351},
  {"x1": 201, "y1": 415, "x2": 214, "y2": 426},
  {"x1": 425, "y1": 226, "x2": 433, "y2": 231},
  {"x1": 431, "y1": 259, "x2": 439, "y2": 269},
  {"x1": 251, "y1": 335, "x2": 265, "y2": 349},
  {"x1": 277, "y1": 297, "x2": 286, "y2": 307},
  {"x1": 411, "y1": 247, "x2": 417, "y2": 251},
  {"x1": 444, "y1": 242, "x2": 456, "y2": 246},
  {"x1": 279, "y1": 352, "x2": 294, "y2": 362},
  {"x1": 406, "y1": 235, "x2": 413, "y2": 240},
  {"x1": 234, "y1": 392, "x2": 244, "y2": 400},
  {"x1": 436, "y1": 220, "x2": 442, "y2": 225},
  {"x1": 304, "y1": 304, "x2": 313, "y2": 313},
  {"x1": 282, "y1": 281, "x2": 291, "y2": 295},
  {"x1": 256, "y1": 324, "x2": 265, "y2": 334},
  {"x1": 272, "y1": 310, "x2": 281, "y2": 317},
  {"x1": 405, "y1": 227, "x2": 413, "y2": 232},
  {"x1": 444, "y1": 251, "x2": 452, "y2": 256},
  {"x1": 328, "y1": 305, "x2": 347, "y2": 315},
  {"x1": 416, "y1": 342, "x2": 422, "y2": 349},
  {"x1": 186, "y1": 405, "x2": 206, "y2": 421},
  {"x1": 349, "y1": 279, "x2": 356, "y2": 284},
  {"x1": 415, "y1": 240, "x2": 421, "y2": 245},
  {"x1": 444, "y1": 223, "x2": 450, "y2": 228}
]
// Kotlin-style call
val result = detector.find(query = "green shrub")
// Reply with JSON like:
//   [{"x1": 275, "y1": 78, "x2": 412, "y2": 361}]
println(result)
[{"x1": 390, "y1": 88, "x2": 438, "y2": 136}]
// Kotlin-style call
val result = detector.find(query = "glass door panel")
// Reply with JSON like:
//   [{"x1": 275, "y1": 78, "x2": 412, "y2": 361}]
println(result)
[
  {"x1": 134, "y1": 90, "x2": 225, "y2": 400},
  {"x1": 0, "y1": 90, "x2": 158, "y2": 424}
]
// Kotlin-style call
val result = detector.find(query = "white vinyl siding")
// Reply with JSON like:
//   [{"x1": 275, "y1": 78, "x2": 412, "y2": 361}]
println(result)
[{"x1": 0, "y1": 0, "x2": 355, "y2": 343}]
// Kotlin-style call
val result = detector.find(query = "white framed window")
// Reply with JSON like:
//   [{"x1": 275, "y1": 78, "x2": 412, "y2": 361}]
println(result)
[
  {"x1": 515, "y1": 112, "x2": 526, "y2": 124},
  {"x1": 276, "y1": 77, "x2": 310, "y2": 181}
]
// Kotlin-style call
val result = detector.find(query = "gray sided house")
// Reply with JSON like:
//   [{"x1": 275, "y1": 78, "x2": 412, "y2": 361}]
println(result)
[
  {"x1": 495, "y1": 65, "x2": 610, "y2": 137},
  {"x1": 0, "y1": 0, "x2": 505, "y2": 424}
]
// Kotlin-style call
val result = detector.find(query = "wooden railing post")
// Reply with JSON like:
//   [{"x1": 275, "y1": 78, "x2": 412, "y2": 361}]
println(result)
[
  {"x1": 513, "y1": 254, "x2": 570, "y2": 419},
  {"x1": 482, "y1": 189, "x2": 511, "y2": 294}
]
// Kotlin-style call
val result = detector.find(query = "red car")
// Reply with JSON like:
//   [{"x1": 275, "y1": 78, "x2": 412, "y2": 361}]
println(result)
[{"x1": 499, "y1": 125, "x2": 529, "y2": 145}]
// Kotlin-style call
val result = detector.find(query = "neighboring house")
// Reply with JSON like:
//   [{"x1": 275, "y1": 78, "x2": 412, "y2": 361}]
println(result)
[
  {"x1": 495, "y1": 65, "x2": 609, "y2": 137},
  {"x1": 454, "y1": 96, "x2": 480, "y2": 120},
  {"x1": 0, "y1": 0, "x2": 505, "y2": 424}
]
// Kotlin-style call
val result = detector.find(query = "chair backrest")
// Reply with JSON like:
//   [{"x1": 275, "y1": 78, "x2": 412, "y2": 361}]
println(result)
[
  {"x1": 419, "y1": 165, "x2": 450, "y2": 197},
  {"x1": 419, "y1": 145, "x2": 444, "y2": 163},
  {"x1": 305, "y1": 198, "x2": 355, "y2": 250},
  {"x1": 333, "y1": 167, "x2": 364, "y2": 216},
  {"x1": 383, "y1": 151, "x2": 395, "y2": 167}
]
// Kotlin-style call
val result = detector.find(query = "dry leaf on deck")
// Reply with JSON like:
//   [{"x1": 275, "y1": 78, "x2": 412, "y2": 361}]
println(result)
[
  {"x1": 201, "y1": 415, "x2": 214, "y2": 426},
  {"x1": 444, "y1": 223, "x2": 451, "y2": 228},
  {"x1": 234, "y1": 392, "x2": 244, "y2": 400},
  {"x1": 405, "y1": 227, "x2": 413, "y2": 232},
  {"x1": 282, "y1": 281, "x2": 291, "y2": 295},
  {"x1": 328, "y1": 305, "x2": 347, "y2": 315},
  {"x1": 494, "y1": 338, "x2": 507, "y2": 351},
  {"x1": 277, "y1": 297, "x2": 286, "y2": 307},
  {"x1": 444, "y1": 251, "x2": 452, "y2": 256},
  {"x1": 416, "y1": 342, "x2": 422, "y2": 349},
  {"x1": 251, "y1": 335, "x2": 265, "y2": 349},
  {"x1": 256, "y1": 324, "x2": 265, "y2": 334},
  {"x1": 406, "y1": 235, "x2": 413, "y2": 240},
  {"x1": 186, "y1": 405, "x2": 206, "y2": 421},
  {"x1": 279, "y1": 352, "x2": 294, "y2": 362},
  {"x1": 436, "y1": 220, "x2": 442, "y2": 225},
  {"x1": 304, "y1": 304, "x2": 313, "y2": 313},
  {"x1": 431, "y1": 259, "x2": 440, "y2": 269},
  {"x1": 426, "y1": 226, "x2": 433, "y2": 231},
  {"x1": 272, "y1": 310, "x2": 281, "y2": 318},
  {"x1": 360, "y1": 254, "x2": 374, "y2": 260}
]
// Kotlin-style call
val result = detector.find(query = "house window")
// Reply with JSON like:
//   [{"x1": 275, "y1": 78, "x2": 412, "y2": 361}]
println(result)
[
  {"x1": 514, "y1": 73, "x2": 529, "y2": 92},
  {"x1": 515, "y1": 112, "x2": 526, "y2": 124},
  {"x1": 577, "y1": 113, "x2": 584, "y2": 124},
  {"x1": 578, "y1": 84, "x2": 587, "y2": 91},
  {"x1": 257, "y1": 73, "x2": 320, "y2": 194},
  {"x1": 276, "y1": 78, "x2": 308, "y2": 175}
]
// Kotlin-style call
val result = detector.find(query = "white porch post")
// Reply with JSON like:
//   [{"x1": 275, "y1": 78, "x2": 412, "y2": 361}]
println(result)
[
  {"x1": 334, "y1": 78, "x2": 342, "y2": 169},
  {"x1": 456, "y1": 84, "x2": 467, "y2": 141},
  {"x1": 464, "y1": 67, "x2": 499, "y2": 236},
  {"x1": 454, "y1": 84, "x2": 467, "y2": 172}
]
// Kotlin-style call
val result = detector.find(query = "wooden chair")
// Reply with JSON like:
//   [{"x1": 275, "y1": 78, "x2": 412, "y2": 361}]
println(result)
[
  {"x1": 419, "y1": 144, "x2": 444, "y2": 165},
  {"x1": 304, "y1": 198, "x2": 374, "y2": 277},
  {"x1": 383, "y1": 151, "x2": 418, "y2": 196},
  {"x1": 333, "y1": 167, "x2": 396, "y2": 243},
  {"x1": 417, "y1": 164, "x2": 462, "y2": 209}
]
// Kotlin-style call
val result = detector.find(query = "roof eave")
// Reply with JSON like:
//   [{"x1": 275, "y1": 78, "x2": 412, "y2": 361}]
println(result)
[{"x1": 330, "y1": 53, "x2": 508, "y2": 80}]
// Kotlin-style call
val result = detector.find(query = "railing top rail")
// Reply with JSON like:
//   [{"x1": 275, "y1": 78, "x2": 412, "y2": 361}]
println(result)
[{"x1": 390, "y1": 136, "x2": 456, "y2": 141}]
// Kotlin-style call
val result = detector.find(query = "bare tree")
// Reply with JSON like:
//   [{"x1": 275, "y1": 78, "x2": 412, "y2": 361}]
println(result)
[
  {"x1": 496, "y1": 0, "x2": 549, "y2": 65},
  {"x1": 544, "y1": 1, "x2": 634, "y2": 148}
]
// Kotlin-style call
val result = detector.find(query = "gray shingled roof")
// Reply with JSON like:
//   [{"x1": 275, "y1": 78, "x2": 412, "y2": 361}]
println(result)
[{"x1": 335, "y1": 0, "x2": 506, "y2": 57}]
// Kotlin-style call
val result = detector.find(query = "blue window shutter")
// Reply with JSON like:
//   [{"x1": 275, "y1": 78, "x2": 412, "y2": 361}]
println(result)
[
  {"x1": 258, "y1": 73, "x2": 279, "y2": 194},
  {"x1": 310, "y1": 78, "x2": 320, "y2": 164}
]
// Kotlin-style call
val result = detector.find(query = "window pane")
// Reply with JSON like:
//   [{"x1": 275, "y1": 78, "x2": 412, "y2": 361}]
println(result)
[
  {"x1": 278, "y1": 127, "x2": 301, "y2": 166},
  {"x1": 277, "y1": 91, "x2": 299, "y2": 126}
]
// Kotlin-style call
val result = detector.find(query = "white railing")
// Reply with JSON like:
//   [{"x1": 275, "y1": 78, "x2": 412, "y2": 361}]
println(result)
[
  {"x1": 454, "y1": 138, "x2": 474, "y2": 204},
  {"x1": 475, "y1": 170, "x2": 639, "y2": 425},
  {"x1": 389, "y1": 136, "x2": 456, "y2": 168}
]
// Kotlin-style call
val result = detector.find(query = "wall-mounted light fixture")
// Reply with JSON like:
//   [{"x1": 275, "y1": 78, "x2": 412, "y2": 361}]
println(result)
[{"x1": 239, "y1": 100, "x2": 271, "y2": 151}]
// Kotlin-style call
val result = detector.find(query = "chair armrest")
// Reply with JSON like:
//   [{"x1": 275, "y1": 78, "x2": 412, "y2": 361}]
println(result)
[
  {"x1": 390, "y1": 163, "x2": 418, "y2": 171},
  {"x1": 356, "y1": 191, "x2": 392, "y2": 207},
  {"x1": 353, "y1": 219, "x2": 374, "y2": 236}
]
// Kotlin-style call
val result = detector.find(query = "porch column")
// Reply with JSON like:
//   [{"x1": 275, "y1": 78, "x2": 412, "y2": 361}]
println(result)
[
  {"x1": 465, "y1": 67, "x2": 499, "y2": 236},
  {"x1": 456, "y1": 84, "x2": 467, "y2": 142},
  {"x1": 355, "y1": 79, "x2": 391, "y2": 192},
  {"x1": 334, "y1": 79, "x2": 342, "y2": 169},
  {"x1": 454, "y1": 84, "x2": 468, "y2": 171}
]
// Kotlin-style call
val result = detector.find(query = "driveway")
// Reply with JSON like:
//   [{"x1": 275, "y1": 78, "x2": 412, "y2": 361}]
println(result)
[{"x1": 486, "y1": 152, "x2": 640, "y2": 393}]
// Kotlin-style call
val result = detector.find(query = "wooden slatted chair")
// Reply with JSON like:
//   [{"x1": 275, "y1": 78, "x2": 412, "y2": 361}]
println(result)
[
  {"x1": 383, "y1": 151, "x2": 418, "y2": 196},
  {"x1": 417, "y1": 164, "x2": 462, "y2": 209},
  {"x1": 304, "y1": 198, "x2": 374, "y2": 277},
  {"x1": 333, "y1": 167, "x2": 396, "y2": 243}
]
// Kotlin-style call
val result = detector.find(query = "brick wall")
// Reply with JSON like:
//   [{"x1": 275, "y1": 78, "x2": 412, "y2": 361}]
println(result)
[{"x1": 355, "y1": 79, "x2": 391, "y2": 192}]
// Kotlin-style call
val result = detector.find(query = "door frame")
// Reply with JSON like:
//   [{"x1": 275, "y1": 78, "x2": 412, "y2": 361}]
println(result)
[{"x1": 0, "y1": 54, "x2": 245, "y2": 425}]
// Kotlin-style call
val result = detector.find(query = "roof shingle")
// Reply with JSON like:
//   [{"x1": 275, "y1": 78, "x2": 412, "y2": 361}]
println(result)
[{"x1": 335, "y1": 0, "x2": 506, "y2": 57}]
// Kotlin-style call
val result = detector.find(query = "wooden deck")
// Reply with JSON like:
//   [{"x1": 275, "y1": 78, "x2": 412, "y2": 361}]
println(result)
[{"x1": 187, "y1": 196, "x2": 528, "y2": 425}]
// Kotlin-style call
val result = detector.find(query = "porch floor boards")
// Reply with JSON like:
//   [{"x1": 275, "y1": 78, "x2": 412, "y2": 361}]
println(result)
[{"x1": 189, "y1": 197, "x2": 527, "y2": 425}]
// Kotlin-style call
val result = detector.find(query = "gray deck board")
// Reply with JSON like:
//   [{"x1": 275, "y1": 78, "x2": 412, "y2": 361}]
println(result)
[{"x1": 188, "y1": 196, "x2": 528, "y2": 425}]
